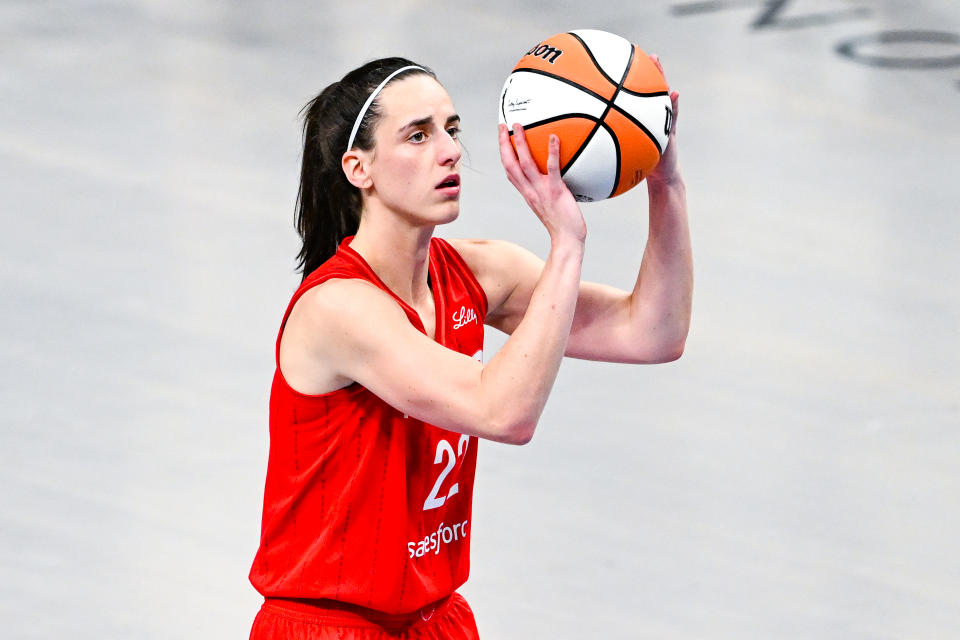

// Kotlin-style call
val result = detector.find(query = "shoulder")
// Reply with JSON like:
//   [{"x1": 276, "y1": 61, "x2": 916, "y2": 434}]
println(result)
[
  {"x1": 447, "y1": 238, "x2": 541, "y2": 281},
  {"x1": 447, "y1": 238, "x2": 545, "y2": 322},
  {"x1": 280, "y1": 278, "x2": 421, "y2": 395},
  {"x1": 290, "y1": 278, "x2": 407, "y2": 334},
  {"x1": 283, "y1": 279, "x2": 413, "y2": 369},
  {"x1": 281, "y1": 278, "x2": 414, "y2": 389}
]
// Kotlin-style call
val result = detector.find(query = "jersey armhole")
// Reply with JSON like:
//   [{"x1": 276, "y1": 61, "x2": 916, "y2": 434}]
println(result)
[
  {"x1": 432, "y1": 237, "x2": 489, "y2": 320},
  {"x1": 274, "y1": 274, "x2": 365, "y2": 400}
]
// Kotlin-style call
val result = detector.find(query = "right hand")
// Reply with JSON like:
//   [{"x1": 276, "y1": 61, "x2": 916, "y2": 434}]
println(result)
[{"x1": 498, "y1": 123, "x2": 586, "y2": 244}]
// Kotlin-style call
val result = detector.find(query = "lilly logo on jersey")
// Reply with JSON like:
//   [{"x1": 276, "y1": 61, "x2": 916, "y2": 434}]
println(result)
[
  {"x1": 408, "y1": 520, "x2": 470, "y2": 558},
  {"x1": 452, "y1": 306, "x2": 478, "y2": 330}
]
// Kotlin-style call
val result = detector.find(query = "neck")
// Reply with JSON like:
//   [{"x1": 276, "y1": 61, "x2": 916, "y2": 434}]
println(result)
[{"x1": 349, "y1": 208, "x2": 435, "y2": 305}]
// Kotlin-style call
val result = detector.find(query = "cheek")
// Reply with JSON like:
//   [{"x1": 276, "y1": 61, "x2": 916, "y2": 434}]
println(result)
[
  {"x1": 389, "y1": 156, "x2": 428, "y2": 189},
  {"x1": 371, "y1": 146, "x2": 432, "y2": 194}
]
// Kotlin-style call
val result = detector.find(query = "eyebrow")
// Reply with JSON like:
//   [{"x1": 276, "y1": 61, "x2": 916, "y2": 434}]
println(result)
[{"x1": 399, "y1": 114, "x2": 461, "y2": 133}]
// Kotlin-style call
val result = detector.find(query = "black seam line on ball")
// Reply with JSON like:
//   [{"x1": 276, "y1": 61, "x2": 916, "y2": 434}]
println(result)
[
  {"x1": 561, "y1": 35, "x2": 666, "y2": 154},
  {"x1": 509, "y1": 67, "x2": 610, "y2": 105},
  {"x1": 507, "y1": 113, "x2": 601, "y2": 176},
  {"x1": 510, "y1": 44, "x2": 661, "y2": 188},
  {"x1": 608, "y1": 122, "x2": 623, "y2": 199},
  {"x1": 567, "y1": 31, "x2": 622, "y2": 88},
  {"x1": 561, "y1": 118, "x2": 618, "y2": 186},
  {"x1": 618, "y1": 87, "x2": 670, "y2": 98},
  {"x1": 576, "y1": 43, "x2": 634, "y2": 198},
  {"x1": 500, "y1": 76, "x2": 512, "y2": 124},
  {"x1": 504, "y1": 90, "x2": 662, "y2": 185},
  {"x1": 609, "y1": 102, "x2": 663, "y2": 155},
  {"x1": 506, "y1": 112, "x2": 601, "y2": 133}
]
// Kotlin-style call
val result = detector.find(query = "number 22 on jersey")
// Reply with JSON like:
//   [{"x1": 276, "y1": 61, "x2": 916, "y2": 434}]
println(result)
[{"x1": 423, "y1": 434, "x2": 470, "y2": 511}]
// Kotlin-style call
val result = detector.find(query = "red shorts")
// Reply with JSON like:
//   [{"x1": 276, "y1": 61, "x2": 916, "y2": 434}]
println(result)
[{"x1": 249, "y1": 592, "x2": 480, "y2": 640}]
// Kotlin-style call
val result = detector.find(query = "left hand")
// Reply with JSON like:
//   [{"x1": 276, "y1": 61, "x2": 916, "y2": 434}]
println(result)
[{"x1": 646, "y1": 54, "x2": 681, "y2": 186}]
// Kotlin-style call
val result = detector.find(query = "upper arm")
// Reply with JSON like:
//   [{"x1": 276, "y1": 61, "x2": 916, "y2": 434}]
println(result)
[
  {"x1": 282, "y1": 279, "x2": 503, "y2": 439},
  {"x1": 450, "y1": 238, "x2": 671, "y2": 363},
  {"x1": 447, "y1": 238, "x2": 543, "y2": 335}
]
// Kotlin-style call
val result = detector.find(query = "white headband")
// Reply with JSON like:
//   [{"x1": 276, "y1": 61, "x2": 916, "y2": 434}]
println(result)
[{"x1": 345, "y1": 65, "x2": 426, "y2": 153}]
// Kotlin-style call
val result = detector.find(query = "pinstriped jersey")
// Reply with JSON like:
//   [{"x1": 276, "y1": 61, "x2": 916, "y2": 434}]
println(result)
[{"x1": 249, "y1": 236, "x2": 487, "y2": 614}]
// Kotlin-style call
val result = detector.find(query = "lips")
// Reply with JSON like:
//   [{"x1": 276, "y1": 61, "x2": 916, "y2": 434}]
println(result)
[{"x1": 436, "y1": 174, "x2": 460, "y2": 189}]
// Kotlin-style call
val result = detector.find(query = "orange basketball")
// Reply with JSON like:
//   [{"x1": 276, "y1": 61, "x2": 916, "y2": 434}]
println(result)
[{"x1": 499, "y1": 30, "x2": 673, "y2": 202}]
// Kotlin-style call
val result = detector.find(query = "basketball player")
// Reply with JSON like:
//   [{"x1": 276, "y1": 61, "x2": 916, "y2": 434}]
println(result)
[{"x1": 249, "y1": 56, "x2": 690, "y2": 639}]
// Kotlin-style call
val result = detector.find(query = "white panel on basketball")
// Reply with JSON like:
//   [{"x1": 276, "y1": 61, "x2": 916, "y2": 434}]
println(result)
[
  {"x1": 500, "y1": 71, "x2": 607, "y2": 126},
  {"x1": 562, "y1": 126, "x2": 617, "y2": 202},
  {"x1": 571, "y1": 29, "x2": 632, "y2": 84},
  {"x1": 613, "y1": 92, "x2": 673, "y2": 153}
]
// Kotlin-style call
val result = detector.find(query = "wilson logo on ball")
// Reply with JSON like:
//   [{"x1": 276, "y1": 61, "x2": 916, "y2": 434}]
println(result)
[
  {"x1": 526, "y1": 42, "x2": 564, "y2": 64},
  {"x1": 500, "y1": 29, "x2": 672, "y2": 202}
]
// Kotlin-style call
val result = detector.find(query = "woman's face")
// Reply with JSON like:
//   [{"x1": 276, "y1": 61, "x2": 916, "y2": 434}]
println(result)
[{"x1": 363, "y1": 74, "x2": 463, "y2": 226}]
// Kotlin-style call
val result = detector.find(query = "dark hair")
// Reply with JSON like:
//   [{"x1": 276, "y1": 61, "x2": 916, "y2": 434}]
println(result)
[{"x1": 295, "y1": 57, "x2": 436, "y2": 278}]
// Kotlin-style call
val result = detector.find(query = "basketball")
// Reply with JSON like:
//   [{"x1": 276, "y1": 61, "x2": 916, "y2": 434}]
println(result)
[{"x1": 499, "y1": 29, "x2": 673, "y2": 202}]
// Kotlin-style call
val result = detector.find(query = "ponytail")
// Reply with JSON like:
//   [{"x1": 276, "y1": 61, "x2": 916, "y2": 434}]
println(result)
[{"x1": 294, "y1": 58, "x2": 435, "y2": 279}]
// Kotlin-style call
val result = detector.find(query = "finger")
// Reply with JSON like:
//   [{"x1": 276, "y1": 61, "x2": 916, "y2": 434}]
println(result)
[
  {"x1": 498, "y1": 124, "x2": 523, "y2": 175},
  {"x1": 650, "y1": 53, "x2": 665, "y2": 79},
  {"x1": 545, "y1": 134, "x2": 560, "y2": 177},
  {"x1": 511, "y1": 123, "x2": 544, "y2": 180},
  {"x1": 669, "y1": 91, "x2": 679, "y2": 134},
  {"x1": 497, "y1": 124, "x2": 516, "y2": 162},
  {"x1": 498, "y1": 124, "x2": 535, "y2": 194}
]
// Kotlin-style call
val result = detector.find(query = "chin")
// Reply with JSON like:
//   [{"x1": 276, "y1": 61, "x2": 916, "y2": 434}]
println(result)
[{"x1": 434, "y1": 203, "x2": 460, "y2": 225}]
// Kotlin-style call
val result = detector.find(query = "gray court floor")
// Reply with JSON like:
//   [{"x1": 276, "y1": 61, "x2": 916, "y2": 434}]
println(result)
[{"x1": 2, "y1": 1, "x2": 959, "y2": 638}]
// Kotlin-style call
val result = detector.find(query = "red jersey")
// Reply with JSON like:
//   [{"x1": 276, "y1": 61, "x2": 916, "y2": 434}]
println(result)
[{"x1": 249, "y1": 236, "x2": 487, "y2": 615}]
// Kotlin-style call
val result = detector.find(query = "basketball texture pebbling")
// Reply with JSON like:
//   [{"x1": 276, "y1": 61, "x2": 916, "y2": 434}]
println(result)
[{"x1": 499, "y1": 29, "x2": 673, "y2": 202}]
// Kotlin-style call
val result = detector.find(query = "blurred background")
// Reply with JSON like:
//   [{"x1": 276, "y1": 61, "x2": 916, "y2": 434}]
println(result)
[{"x1": 1, "y1": 1, "x2": 958, "y2": 638}]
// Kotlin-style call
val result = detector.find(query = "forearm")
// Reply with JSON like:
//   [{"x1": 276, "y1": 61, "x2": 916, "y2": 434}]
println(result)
[
  {"x1": 479, "y1": 237, "x2": 584, "y2": 443},
  {"x1": 630, "y1": 174, "x2": 693, "y2": 359}
]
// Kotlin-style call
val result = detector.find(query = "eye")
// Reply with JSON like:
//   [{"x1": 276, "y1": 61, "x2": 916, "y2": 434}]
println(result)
[
  {"x1": 408, "y1": 130, "x2": 427, "y2": 143},
  {"x1": 447, "y1": 126, "x2": 461, "y2": 140}
]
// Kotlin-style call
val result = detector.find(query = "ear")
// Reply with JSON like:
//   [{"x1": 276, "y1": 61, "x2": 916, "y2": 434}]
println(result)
[{"x1": 342, "y1": 150, "x2": 373, "y2": 190}]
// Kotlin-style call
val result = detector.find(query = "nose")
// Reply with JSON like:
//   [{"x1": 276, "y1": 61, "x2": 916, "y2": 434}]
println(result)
[{"x1": 438, "y1": 129, "x2": 461, "y2": 167}]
